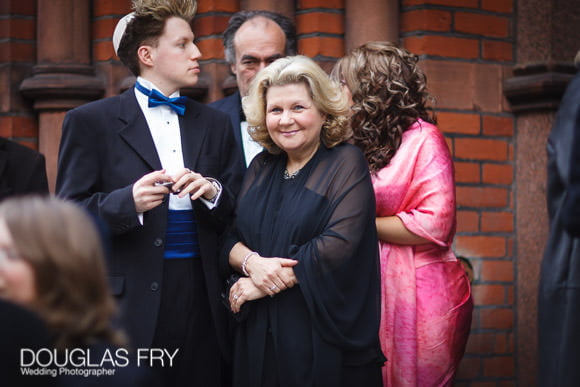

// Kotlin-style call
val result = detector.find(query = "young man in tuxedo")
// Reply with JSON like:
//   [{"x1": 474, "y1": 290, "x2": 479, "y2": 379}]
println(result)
[{"x1": 56, "y1": 1, "x2": 243, "y2": 385}]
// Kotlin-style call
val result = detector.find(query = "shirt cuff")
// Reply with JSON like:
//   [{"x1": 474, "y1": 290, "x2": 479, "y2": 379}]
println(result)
[{"x1": 199, "y1": 177, "x2": 222, "y2": 210}]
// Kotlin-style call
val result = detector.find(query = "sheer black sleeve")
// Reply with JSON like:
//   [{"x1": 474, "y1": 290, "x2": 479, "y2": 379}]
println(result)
[{"x1": 290, "y1": 145, "x2": 381, "y2": 349}]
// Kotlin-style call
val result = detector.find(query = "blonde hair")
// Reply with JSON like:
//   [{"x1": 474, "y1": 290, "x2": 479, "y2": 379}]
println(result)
[
  {"x1": 243, "y1": 55, "x2": 351, "y2": 154},
  {"x1": 0, "y1": 196, "x2": 125, "y2": 349}
]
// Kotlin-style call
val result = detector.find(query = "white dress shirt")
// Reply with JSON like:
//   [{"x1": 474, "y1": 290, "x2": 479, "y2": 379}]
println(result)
[
  {"x1": 134, "y1": 77, "x2": 219, "y2": 220},
  {"x1": 240, "y1": 121, "x2": 263, "y2": 167}
]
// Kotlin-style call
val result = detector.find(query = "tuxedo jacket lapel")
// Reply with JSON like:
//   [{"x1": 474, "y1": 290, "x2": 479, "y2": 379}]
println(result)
[
  {"x1": 117, "y1": 90, "x2": 162, "y2": 171},
  {"x1": 180, "y1": 100, "x2": 207, "y2": 170},
  {"x1": 228, "y1": 92, "x2": 242, "y2": 154}
]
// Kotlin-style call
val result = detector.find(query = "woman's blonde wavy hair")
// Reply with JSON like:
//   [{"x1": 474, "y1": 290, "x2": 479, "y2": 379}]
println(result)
[
  {"x1": 332, "y1": 41, "x2": 436, "y2": 173},
  {"x1": 243, "y1": 55, "x2": 351, "y2": 154},
  {"x1": 0, "y1": 196, "x2": 126, "y2": 350}
]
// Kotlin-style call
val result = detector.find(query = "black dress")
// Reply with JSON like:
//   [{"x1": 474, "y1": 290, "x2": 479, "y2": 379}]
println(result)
[
  {"x1": 224, "y1": 144, "x2": 384, "y2": 387},
  {"x1": 0, "y1": 300, "x2": 55, "y2": 387},
  {"x1": 538, "y1": 70, "x2": 580, "y2": 386}
]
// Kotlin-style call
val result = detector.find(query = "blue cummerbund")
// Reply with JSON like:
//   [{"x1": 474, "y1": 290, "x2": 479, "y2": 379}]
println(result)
[{"x1": 164, "y1": 210, "x2": 200, "y2": 259}]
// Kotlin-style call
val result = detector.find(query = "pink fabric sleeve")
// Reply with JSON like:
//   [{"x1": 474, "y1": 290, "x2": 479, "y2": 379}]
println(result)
[{"x1": 396, "y1": 123, "x2": 456, "y2": 247}]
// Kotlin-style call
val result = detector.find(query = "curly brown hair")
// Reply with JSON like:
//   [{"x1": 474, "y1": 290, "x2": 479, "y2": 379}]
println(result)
[{"x1": 332, "y1": 41, "x2": 436, "y2": 173}]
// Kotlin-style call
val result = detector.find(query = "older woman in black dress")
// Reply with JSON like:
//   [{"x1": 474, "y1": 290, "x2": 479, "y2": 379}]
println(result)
[{"x1": 223, "y1": 55, "x2": 384, "y2": 386}]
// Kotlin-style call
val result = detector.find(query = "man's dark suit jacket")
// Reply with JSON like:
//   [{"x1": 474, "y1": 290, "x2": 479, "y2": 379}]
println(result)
[
  {"x1": 209, "y1": 91, "x2": 245, "y2": 165},
  {"x1": 538, "y1": 69, "x2": 580, "y2": 386},
  {"x1": 0, "y1": 137, "x2": 48, "y2": 201},
  {"x1": 56, "y1": 88, "x2": 244, "y2": 362}
]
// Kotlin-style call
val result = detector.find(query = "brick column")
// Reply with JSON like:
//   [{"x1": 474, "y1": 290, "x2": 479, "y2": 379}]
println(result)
[
  {"x1": 344, "y1": 0, "x2": 398, "y2": 51},
  {"x1": 195, "y1": 0, "x2": 240, "y2": 102},
  {"x1": 241, "y1": 0, "x2": 295, "y2": 19},
  {"x1": 92, "y1": 0, "x2": 132, "y2": 98},
  {"x1": 296, "y1": 0, "x2": 345, "y2": 73},
  {"x1": 0, "y1": 0, "x2": 39, "y2": 150},
  {"x1": 503, "y1": 0, "x2": 580, "y2": 385},
  {"x1": 19, "y1": 0, "x2": 103, "y2": 191}
]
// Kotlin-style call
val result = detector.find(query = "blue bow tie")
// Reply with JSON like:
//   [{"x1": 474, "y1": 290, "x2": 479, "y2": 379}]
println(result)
[{"x1": 135, "y1": 82, "x2": 187, "y2": 116}]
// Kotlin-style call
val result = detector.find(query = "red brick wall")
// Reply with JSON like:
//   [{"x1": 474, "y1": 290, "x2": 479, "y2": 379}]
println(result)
[
  {"x1": 400, "y1": 0, "x2": 516, "y2": 384},
  {"x1": 195, "y1": 0, "x2": 238, "y2": 62},
  {"x1": 92, "y1": 0, "x2": 131, "y2": 63},
  {"x1": 194, "y1": 0, "x2": 239, "y2": 101},
  {"x1": 92, "y1": 0, "x2": 132, "y2": 97},
  {"x1": 296, "y1": 0, "x2": 344, "y2": 72},
  {"x1": 0, "y1": 0, "x2": 38, "y2": 149}
]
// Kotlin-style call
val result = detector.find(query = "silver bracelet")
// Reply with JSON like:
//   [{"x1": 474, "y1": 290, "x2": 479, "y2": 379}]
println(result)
[
  {"x1": 241, "y1": 251, "x2": 258, "y2": 277},
  {"x1": 205, "y1": 177, "x2": 221, "y2": 202}
]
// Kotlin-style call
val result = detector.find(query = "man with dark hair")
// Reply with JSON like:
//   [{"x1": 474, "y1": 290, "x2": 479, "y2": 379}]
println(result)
[
  {"x1": 56, "y1": 1, "x2": 243, "y2": 385},
  {"x1": 210, "y1": 10, "x2": 296, "y2": 167}
]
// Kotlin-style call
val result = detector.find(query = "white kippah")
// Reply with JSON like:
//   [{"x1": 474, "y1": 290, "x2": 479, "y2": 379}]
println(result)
[{"x1": 112, "y1": 12, "x2": 136, "y2": 56}]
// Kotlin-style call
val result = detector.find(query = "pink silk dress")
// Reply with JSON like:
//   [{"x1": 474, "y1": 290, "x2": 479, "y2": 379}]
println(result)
[{"x1": 374, "y1": 120, "x2": 473, "y2": 386}]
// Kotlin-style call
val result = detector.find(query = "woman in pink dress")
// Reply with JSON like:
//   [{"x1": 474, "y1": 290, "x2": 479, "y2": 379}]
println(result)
[{"x1": 333, "y1": 42, "x2": 473, "y2": 386}]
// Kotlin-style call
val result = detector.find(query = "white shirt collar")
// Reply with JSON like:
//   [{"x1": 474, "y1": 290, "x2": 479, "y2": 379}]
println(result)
[{"x1": 136, "y1": 76, "x2": 181, "y2": 98}]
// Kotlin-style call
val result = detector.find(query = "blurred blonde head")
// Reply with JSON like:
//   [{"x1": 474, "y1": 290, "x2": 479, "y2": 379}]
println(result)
[{"x1": 0, "y1": 196, "x2": 125, "y2": 349}]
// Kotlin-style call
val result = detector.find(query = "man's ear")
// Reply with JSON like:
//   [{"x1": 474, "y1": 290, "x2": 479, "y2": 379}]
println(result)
[
  {"x1": 137, "y1": 45, "x2": 154, "y2": 68},
  {"x1": 230, "y1": 63, "x2": 237, "y2": 76}
]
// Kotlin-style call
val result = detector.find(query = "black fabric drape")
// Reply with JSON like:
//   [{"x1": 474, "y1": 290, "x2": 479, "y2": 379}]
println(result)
[
  {"x1": 224, "y1": 144, "x2": 383, "y2": 387},
  {"x1": 538, "y1": 69, "x2": 580, "y2": 386}
]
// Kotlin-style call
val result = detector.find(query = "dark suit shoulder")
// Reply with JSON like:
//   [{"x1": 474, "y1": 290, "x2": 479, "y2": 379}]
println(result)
[
  {"x1": 189, "y1": 98, "x2": 231, "y2": 122},
  {"x1": 66, "y1": 95, "x2": 125, "y2": 123},
  {"x1": 0, "y1": 138, "x2": 48, "y2": 200},
  {"x1": 207, "y1": 97, "x2": 225, "y2": 109},
  {"x1": 0, "y1": 137, "x2": 44, "y2": 160},
  {"x1": 208, "y1": 92, "x2": 240, "y2": 111},
  {"x1": 61, "y1": 97, "x2": 123, "y2": 143}
]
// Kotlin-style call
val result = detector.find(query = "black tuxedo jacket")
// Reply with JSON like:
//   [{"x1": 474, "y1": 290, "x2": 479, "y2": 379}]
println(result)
[
  {"x1": 0, "y1": 137, "x2": 48, "y2": 201},
  {"x1": 56, "y1": 89, "x2": 244, "y2": 360},
  {"x1": 209, "y1": 91, "x2": 245, "y2": 165}
]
